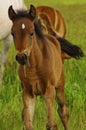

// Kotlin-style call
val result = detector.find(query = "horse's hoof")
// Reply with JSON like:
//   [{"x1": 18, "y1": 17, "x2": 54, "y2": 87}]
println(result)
[{"x1": 46, "y1": 124, "x2": 58, "y2": 130}]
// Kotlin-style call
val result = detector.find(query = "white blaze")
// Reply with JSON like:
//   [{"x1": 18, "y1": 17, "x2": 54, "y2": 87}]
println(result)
[{"x1": 22, "y1": 23, "x2": 25, "y2": 29}]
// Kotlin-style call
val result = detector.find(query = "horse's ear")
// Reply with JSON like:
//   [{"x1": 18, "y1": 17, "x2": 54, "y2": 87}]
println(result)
[
  {"x1": 29, "y1": 5, "x2": 36, "y2": 20},
  {"x1": 8, "y1": 6, "x2": 17, "y2": 22}
]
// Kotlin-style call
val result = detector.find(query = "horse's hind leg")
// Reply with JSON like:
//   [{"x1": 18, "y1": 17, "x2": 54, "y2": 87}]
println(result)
[
  {"x1": 56, "y1": 70, "x2": 69, "y2": 130},
  {"x1": 43, "y1": 84, "x2": 58, "y2": 130},
  {"x1": 22, "y1": 87, "x2": 35, "y2": 130}
]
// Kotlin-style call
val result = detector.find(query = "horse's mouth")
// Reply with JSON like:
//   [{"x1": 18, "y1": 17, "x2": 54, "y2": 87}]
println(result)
[{"x1": 15, "y1": 54, "x2": 28, "y2": 65}]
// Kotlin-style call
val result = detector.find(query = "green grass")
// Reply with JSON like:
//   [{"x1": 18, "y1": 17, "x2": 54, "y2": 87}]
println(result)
[
  {"x1": 0, "y1": 1, "x2": 86, "y2": 130},
  {"x1": 25, "y1": 0, "x2": 86, "y2": 6}
]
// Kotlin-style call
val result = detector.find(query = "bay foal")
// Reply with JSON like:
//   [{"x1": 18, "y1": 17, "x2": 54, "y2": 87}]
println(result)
[
  {"x1": 8, "y1": 5, "x2": 83, "y2": 130},
  {"x1": 36, "y1": 6, "x2": 84, "y2": 60},
  {"x1": 8, "y1": 5, "x2": 69, "y2": 130}
]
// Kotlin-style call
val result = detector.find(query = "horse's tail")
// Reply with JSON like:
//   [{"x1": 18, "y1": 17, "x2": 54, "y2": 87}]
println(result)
[{"x1": 57, "y1": 37, "x2": 84, "y2": 59}]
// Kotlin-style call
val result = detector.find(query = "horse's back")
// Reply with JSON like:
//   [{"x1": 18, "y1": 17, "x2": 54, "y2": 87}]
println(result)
[
  {"x1": 37, "y1": 6, "x2": 56, "y2": 26},
  {"x1": 55, "y1": 10, "x2": 66, "y2": 37},
  {"x1": 36, "y1": 5, "x2": 66, "y2": 37}
]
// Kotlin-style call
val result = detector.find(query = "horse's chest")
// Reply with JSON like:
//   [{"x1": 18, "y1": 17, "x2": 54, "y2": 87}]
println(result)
[{"x1": 19, "y1": 67, "x2": 49, "y2": 96}]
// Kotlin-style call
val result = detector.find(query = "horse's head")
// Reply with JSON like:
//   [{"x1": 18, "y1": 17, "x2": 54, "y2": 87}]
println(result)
[{"x1": 8, "y1": 5, "x2": 36, "y2": 65}]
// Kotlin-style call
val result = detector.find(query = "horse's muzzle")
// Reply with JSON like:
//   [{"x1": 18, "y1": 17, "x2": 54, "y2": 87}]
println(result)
[{"x1": 16, "y1": 53, "x2": 28, "y2": 65}]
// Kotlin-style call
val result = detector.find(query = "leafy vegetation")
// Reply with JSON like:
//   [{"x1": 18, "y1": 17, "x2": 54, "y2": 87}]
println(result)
[{"x1": 0, "y1": 1, "x2": 86, "y2": 130}]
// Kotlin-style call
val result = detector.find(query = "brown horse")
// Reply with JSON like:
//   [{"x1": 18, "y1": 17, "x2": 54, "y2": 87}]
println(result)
[
  {"x1": 36, "y1": 5, "x2": 69, "y2": 60},
  {"x1": 36, "y1": 5, "x2": 84, "y2": 60},
  {"x1": 8, "y1": 5, "x2": 83, "y2": 130},
  {"x1": 36, "y1": 5, "x2": 66, "y2": 38}
]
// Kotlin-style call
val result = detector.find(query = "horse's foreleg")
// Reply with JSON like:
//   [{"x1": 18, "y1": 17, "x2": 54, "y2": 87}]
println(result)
[
  {"x1": 43, "y1": 85, "x2": 58, "y2": 130},
  {"x1": 22, "y1": 87, "x2": 35, "y2": 130},
  {"x1": 56, "y1": 70, "x2": 69, "y2": 130}
]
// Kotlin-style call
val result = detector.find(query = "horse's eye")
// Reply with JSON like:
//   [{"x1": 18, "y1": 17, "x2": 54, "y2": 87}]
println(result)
[{"x1": 30, "y1": 32, "x2": 34, "y2": 36}]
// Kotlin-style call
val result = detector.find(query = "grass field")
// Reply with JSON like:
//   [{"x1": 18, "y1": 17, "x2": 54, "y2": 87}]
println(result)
[{"x1": 0, "y1": 0, "x2": 86, "y2": 130}]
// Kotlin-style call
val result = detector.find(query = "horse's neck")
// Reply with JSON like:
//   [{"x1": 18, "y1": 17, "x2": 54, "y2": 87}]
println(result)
[{"x1": 29, "y1": 36, "x2": 43, "y2": 69}]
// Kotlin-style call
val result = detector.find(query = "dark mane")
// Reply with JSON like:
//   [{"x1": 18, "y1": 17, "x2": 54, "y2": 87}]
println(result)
[
  {"x1": 16, "y1": 10, "x2": 30, "y2": 19},
  {"x1": 34, "y1": 19, "x2": 45, "y2": 39}
]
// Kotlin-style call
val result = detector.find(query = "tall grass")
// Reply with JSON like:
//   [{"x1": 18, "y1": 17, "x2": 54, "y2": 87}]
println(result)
[{"x1": 0, "y1": 1, "x2": 86, "y2": 130}]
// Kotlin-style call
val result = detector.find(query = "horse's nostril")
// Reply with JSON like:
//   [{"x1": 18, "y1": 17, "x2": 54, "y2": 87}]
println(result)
[
  {"x1": 23, "y1": 54, "x2": 27, "y2": 59},
  {"x1": 16, "y1": 55, "x2": 20, "y2": 61},
  {"x1": 15, "y1": 54, "x2": 28, "y2": 65}
]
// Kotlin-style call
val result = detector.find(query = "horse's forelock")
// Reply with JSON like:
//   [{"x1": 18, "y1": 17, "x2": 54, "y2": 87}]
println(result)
[
  {"x1": 13, "y1": 10, "x2": 36, "y2": 21},
  {"x1": 15, "y1": 10, "x2": 29, "y2": 18}
]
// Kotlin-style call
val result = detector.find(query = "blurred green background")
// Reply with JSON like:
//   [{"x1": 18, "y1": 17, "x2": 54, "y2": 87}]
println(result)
[{"x1": 0, "y1": 0, "x2": 86, "y2": 130}]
